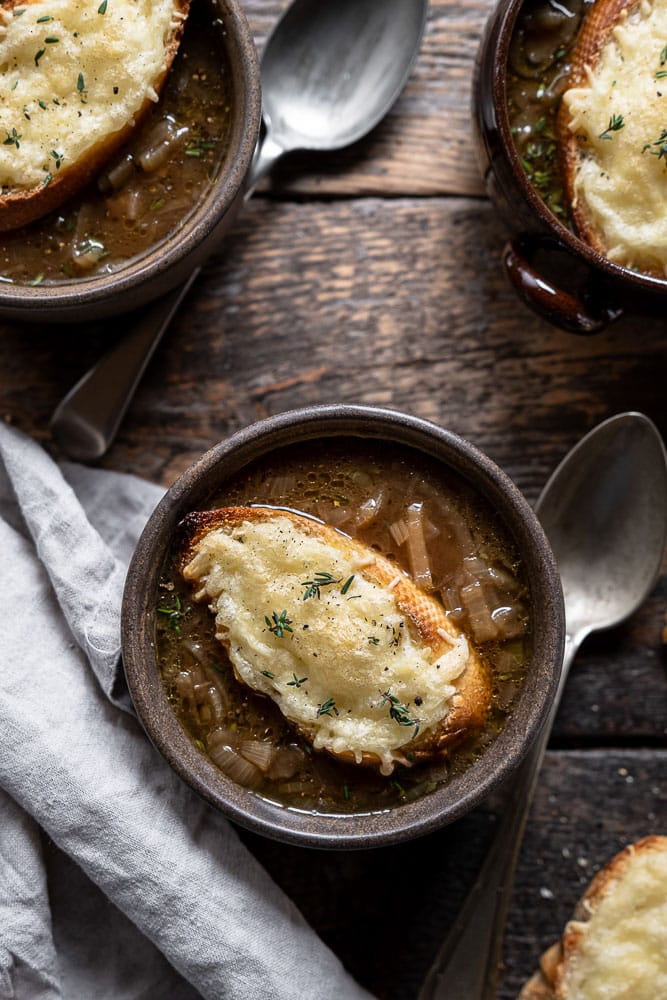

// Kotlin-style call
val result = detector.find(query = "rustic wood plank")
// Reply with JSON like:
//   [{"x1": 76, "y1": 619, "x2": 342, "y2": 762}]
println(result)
[
  {"x1": 241, "y1": 749, "x2": 667, "y2": 999},
  {"x1": 243, "y1": 0, "x2": 488, "y2": 198},
  {"x1": 1, "y1": 198, "x2": 665, "y2": 743},
  {"x1": 3, "y1": 196, "x2": 664, "y2": 489}
]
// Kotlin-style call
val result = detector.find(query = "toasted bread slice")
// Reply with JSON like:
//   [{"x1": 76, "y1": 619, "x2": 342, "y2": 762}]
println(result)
[
  {"x1": 0, "y1": 0, "x2": 189, "y2": 231},
  {"x1": 520, "y1": 835, "x2": 667, "y2": 1000},
  {"x1": 558, "y1": 0, "x2": 667, "y2": 275},
  {"x1": 180, "y1": 506, "x2": 491, "y2": 775}
]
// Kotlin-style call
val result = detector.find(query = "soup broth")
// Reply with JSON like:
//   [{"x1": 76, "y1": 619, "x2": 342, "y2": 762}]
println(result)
[
  {"x1": 0, "y1": 4, "x2": 232, "y2": 285},
  {"x1": 156, "y1": 439, "x2": 533, "y2": 815},
  {"x1": 507, "y1": 0, "x2": 593, "y2": 225}
]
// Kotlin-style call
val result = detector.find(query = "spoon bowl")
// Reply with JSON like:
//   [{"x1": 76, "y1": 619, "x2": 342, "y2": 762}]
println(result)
[
  {"x1": 248, "y1": 0, "x2": 428, "y2": 187},
  {"x1": 536, "y1": 412, "x2": 667, "y2": 644},
  {"x1": 261, "y1": 0, "x2": 427, "y2": 151}
]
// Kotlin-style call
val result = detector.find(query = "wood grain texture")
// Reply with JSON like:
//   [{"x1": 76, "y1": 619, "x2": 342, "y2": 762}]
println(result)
[{"x1": 0, "y1": 2, "x2": 665, "y2": 998}]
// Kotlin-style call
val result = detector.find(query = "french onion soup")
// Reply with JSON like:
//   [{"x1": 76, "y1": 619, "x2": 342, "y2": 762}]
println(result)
[
  {"x1": 508, "y1": 0, "x2": 667, "y2": 277},
  {"x1": 155, "y1": 439, "x2": 533, "y2": 815},
  {"x1": 0, "y1": 0, "x2": 232, "y2": 283}
]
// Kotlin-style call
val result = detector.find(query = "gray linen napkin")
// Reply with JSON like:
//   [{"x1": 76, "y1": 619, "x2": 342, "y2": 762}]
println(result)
[{"x1": 0, "y1": 423, "x2": 371, "y2": 1000}]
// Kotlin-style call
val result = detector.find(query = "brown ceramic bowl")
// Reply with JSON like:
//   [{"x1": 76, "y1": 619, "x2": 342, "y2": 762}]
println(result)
[
  {"x1": 0, "y1": 0, "x2": 260, "y2": 325},
  {"x1": 474, "y1": 0, "x2": 667, "y2": 334},
  {"x1": 121, "y1": 404, "x2": 564, "y2": 849}
]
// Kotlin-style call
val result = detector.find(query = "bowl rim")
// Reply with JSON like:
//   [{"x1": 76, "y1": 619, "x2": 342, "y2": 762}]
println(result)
[
  {"x1": 490, "y1": 0, "x2": 667, "y2": 292},
  {"x1": 122, "y1": 404, "x2": 565, "y2": 849},
  {"x1": 0, "y1": 0, "x2": 261, "y2": 315}
]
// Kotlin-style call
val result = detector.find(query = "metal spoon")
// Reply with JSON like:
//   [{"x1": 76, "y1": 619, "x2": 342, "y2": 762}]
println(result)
[
  {"x1": 50, "y1": 0, "x2": 428, "y2": 462},
  {"x1": 419, "y1": 411, "x2": 667, "y2": 1000}
]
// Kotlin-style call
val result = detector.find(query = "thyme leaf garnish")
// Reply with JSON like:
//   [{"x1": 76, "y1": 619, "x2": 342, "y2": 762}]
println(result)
[
  {"x1": 317, "y1": 697, "x2": 338, "y2": 718},
  {"x1": 98, "y1": 0, "x2": 108, "y2": 12},
  {"x1": 301, "y1": 571, "x2": 340, "y2": 601},
  {"x1": 157, "y1": 594, "x2": 182, "y2": 631},
  {"x1": 3, "y1": 128, "x2": 21, "y2": 148},
  {"x1": 368, "y1": 636, "x2": 380, "y2": 646},
  {"x1": 34, "y1": 48, "x2": 45, "y2": 66},
  {"x1": 599, "y1": 114, "x2": 624, "y2": 140},
  {"x1": 265, "y1": 609, "x2": 293, "y2": 638},
  {"x1": 185, "y1": 138, "x2": 216, "y2": 157},
  {"x1": 340, "y1": 575, "x2": 355, "y2": 595},
  {"x1": 260, "y1": 669, "x2": 275, "y2": 679},
  {"x1": 380, "y1": 690, "x2": 421, "y2": 738},
  {"x1": 286, "y1": 673, "x2": 308, "y2": 688},
  {"x1": 642, "y1": 128, "x2": 667, "y2": 160}
]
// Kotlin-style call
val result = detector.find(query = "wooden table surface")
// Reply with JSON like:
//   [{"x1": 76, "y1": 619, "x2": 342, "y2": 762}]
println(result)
[{"x1": 2, "y1": 1, "x2": 666, "y2": 997}]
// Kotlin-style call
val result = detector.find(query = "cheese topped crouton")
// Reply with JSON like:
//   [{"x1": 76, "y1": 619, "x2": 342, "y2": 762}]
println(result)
[
  {"x1": 0, "y1": 0, "x2": 189, "y2": 229},
  {"x1": 180, "y1": 506, "x2": 490, "y2": 775}
]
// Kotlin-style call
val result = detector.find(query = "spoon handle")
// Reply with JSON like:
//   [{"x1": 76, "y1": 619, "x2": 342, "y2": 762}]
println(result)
[
  {"x1": 50, "y1": 269, "x2": 200, "y2": 462},
  {"x1": 245, "y1": 130, "x2": 285, "y2": 193},
  {"x1": 418, "y1": 633, "x2": 577, "y2": 1000},
  {"x1": 50, "y1": 129, "x2": 270, "y2": 462}
]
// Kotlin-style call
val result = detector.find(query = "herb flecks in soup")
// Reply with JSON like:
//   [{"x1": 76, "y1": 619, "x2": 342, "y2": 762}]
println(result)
[
  {"x1": 507, "y1": 0, "x2": 592, "y2": 223},
  {"x1": 156, "y1": 441, "x2": 532, "y2": 814},
  {"x1": 179, "y1": 506, "x2": 490, "y2": 777},
  {"x1": 0, "y1": 4, "x2": 232, "y2": 283}
]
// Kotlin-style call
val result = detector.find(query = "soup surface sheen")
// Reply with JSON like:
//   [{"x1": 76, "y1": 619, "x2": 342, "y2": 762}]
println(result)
[
  {"x1": 156, "y1": 440, "x2": 533, "y2": 815},
  {"x1": 507, "y1": 0, "x2": 593, "y2": 225},
  {"x1": 0, "y1": 5, "x2": 232, "y2": 285}
]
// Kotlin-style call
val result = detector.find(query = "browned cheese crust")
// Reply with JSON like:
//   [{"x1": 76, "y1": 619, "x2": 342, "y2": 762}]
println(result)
[{"x1": 179, "y1": 506, "x2": 492, "y2": 771}]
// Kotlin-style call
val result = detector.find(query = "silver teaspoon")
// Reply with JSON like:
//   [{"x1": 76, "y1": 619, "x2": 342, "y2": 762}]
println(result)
[
  {"x1": 419, "y1": 411, "x2": 667, "y2": 1000},
  {"x1": 50, "y1": 0, "x2": 428, "y2": 462}
]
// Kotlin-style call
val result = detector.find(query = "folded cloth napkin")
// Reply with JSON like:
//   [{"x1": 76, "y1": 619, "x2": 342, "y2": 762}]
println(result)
[{"x1": 0, "y1": 423, "x2": 371, "y2": 1000}]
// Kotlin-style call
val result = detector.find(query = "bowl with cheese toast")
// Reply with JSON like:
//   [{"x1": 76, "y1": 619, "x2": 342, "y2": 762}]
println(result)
[
  {"x1": 0, "y1": 0, "x2": 260, "y2": 323},
  {"x1": 475, "y1": 0, "x2": 667, "y2": 334},
  {"x1": 122, "y1": 405, "x2": 564, "y2": 848}
]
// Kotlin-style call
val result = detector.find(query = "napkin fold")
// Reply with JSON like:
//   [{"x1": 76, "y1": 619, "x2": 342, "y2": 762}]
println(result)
[{"x1": 0, "y1": 424, "x2": 370, "y2": 1000}]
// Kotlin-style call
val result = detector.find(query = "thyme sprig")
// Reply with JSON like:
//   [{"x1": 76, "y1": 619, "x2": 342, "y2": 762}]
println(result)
[
  {"x1": 380, "y1": 690, "x2": 421, "y2": 738},
  {"x1": 157, "y1": 594, "x2": 182, "y2": 631},
  {"x1": 642, "y1": 128, "x2": 667, "y2": 160},
  {"x1": 599, "y1": 114, "x2": 624, "y2": 140},
  {"x1": 301, "y1": 571, "x2": 340, "y2": 600},
  {"x1": 265, "y1": 609, "x2": 293, "y2": 638},
  {"x1": 317, "y1": 697, "x2": 338, "y2": 718},
  {"x1": 287, "y1": 673, "x2": 308, "y2": 688},
  {"x1": 3, "y1": 128, "x2": 21, "y2": 149}
]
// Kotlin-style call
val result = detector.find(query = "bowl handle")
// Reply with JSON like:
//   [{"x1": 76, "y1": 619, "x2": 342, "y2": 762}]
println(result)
[{"x1": 503, "y1": 234, "x2": 623, "y2": 335}]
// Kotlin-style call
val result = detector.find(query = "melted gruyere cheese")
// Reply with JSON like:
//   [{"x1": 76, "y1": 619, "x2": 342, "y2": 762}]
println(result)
[
  {"x1": 0, "y1": 0, "x2": 185, "y2": 190},
  {"x1": 562, "y1": 0, "x2": 667, "y2": 274},
  {"x1": 561, "y1": 845, "x2": 667, "y2": 999},
  {"x1": 183, "y1": 514, "x2": 471, "y2": 774}
]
